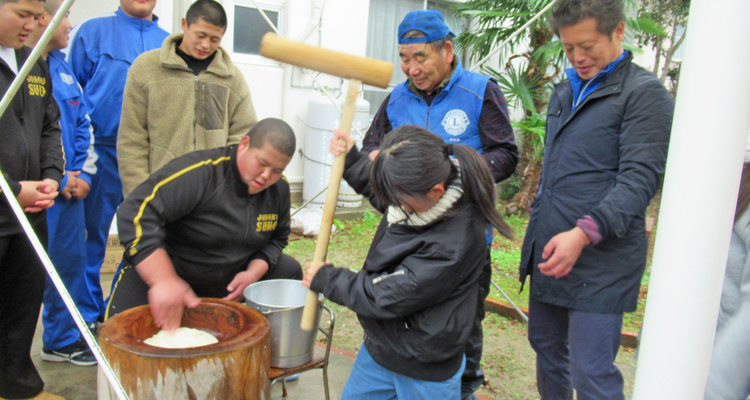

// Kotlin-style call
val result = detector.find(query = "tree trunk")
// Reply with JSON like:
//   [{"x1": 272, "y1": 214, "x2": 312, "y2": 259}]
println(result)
[
  {"x1": 660, "y1": 16, "x2": 678, "y2": 82},
  {"x1": 502, "y1": 24, "x2": 552, "y2": 215},
  {"x1": 504, "y1": 139, "x2": 542, "y2": 215},
  {"x1": 652, "y1": 35, "x2": 664, "y2": 76},
  {"x1": 652, "y1": 0, "x2": 666, "y2": 76},
  {"x1": 660, "y1": 17, "x2": 688, "y2": 83}
]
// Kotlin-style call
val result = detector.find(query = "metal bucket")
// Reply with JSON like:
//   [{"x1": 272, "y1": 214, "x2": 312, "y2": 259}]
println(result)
[{"x1": 244, "y1": 279, "x2": 323, "y2": 368}]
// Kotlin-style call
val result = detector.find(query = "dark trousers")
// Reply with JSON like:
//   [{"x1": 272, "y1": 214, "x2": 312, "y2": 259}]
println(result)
[
  {"x1": 527, "y1": 297, "x2": 625, "y2": 400},
  {"x1": 105, "y1": 253, "x2": 304, "y2": 320},
  {"x1": 0, "y1": 222, "x2": 48, "y2": 399},
  {"x1": 461, "y1": 248, "x2": 492, "y2": 399}
]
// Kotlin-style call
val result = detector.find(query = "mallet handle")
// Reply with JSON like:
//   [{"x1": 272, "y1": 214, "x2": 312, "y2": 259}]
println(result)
[{"x1": 301, "y1": 80, "x2": 362, "y2": 331}]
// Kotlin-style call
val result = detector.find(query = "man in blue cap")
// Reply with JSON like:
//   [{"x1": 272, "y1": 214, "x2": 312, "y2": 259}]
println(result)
[{"x1": 360, "y1": 9, "x2": 518, "y2": 400}]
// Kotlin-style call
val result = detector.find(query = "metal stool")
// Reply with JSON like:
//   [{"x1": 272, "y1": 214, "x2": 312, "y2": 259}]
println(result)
[{"x1": 270, "y1": 303, "x2": 335, "y2": 399}]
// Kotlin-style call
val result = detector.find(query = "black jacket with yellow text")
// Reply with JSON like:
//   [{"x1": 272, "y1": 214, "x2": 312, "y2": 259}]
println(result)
[
  {"x1": 117, "y1": 145, "x2": 290, "y2": 296},
  {"x1": 0, "y1": 46, "x2": 64, "y2": 235}
]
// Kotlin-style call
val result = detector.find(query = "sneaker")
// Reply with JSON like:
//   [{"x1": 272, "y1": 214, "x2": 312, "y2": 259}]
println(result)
[{"x1": 41, "y1": 337, "x2": 97, "y2": 366}]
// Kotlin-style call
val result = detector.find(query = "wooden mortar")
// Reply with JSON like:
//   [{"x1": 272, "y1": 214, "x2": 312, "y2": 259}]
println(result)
[{"x1": 97, "y1": 298, "x2": 270, "y2": 400}]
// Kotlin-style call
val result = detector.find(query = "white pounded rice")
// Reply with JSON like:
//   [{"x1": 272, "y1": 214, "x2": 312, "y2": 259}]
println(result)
[{"x1": 143, "y1": 327, "x2": 218, "y2": 349}]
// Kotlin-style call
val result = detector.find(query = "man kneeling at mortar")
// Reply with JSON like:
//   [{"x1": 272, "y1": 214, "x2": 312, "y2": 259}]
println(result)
[{"x1": 107, "y1": 118, "x2": 303, "y2": 330}]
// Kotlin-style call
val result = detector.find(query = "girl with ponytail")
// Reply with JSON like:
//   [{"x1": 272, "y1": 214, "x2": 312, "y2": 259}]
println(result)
[{"x1": 302, "y1": 125, "x2": 512, "y2": 399}]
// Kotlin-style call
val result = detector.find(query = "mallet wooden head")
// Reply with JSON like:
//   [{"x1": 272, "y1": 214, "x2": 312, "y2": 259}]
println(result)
[{"x1": 260, "y1": 33, "x2": 394, "y2": 89}]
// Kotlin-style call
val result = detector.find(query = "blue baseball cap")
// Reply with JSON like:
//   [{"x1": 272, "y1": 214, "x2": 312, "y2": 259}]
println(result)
[{"x1": 397, "y1": 10, "x2": 455, "y2": 45}]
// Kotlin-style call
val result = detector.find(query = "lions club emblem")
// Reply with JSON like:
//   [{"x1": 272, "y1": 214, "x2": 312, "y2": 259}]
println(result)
[{"x1": 442, "y1": 109, "x2": 470, "y2": 136}]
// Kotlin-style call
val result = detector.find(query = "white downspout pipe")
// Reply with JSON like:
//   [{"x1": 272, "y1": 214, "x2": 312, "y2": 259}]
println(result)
[
  {"x1": 632, "y1": 0, "x2": 750, "y2": 398},
  {"x1": 293, "y1": 0, "x2": 325, "y2": 42}
]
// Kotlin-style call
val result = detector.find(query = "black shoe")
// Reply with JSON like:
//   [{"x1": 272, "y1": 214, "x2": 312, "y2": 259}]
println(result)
[{"x1": 41, "y1": 337, "x2": 97, "y2": 366}]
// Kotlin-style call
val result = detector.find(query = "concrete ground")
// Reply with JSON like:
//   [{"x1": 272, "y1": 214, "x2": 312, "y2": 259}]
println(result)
[{"x1": 30, "y1": 272, "x2": 355, "y2": 400}]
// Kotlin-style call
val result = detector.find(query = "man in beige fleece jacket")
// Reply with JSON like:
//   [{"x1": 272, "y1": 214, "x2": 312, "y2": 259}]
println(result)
[{"x1": 117, "y1": 0, "x2": 257, "y2": 197}]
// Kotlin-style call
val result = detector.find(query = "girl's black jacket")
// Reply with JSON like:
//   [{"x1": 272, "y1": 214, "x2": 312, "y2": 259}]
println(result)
[{"x1": 310, "y1": 147, "x2": 487, "y2": 382}]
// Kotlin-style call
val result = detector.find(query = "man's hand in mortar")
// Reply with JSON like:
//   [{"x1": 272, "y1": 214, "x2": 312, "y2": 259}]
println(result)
[{"x1": 137, "y1": 248, "x2": 201, "y2": 332}]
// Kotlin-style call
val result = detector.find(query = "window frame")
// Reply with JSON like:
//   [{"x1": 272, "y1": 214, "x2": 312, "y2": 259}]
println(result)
[{"x1": 231, "y1": 0, "x2": 284, "y2": 67}]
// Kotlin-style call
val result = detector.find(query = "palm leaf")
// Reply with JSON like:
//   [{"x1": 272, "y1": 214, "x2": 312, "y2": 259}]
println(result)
[
  {"x1": 459, "y1": 10, "x2": 533, "y2": 17},
  {"x1": 530, "y1": 40, "x2": 566, "y2": 66},
  {"x1": 483, "y1": 65, "x2": 538, "y2": 113},
  {"x1": 623, "y1": 43, "x2": 645, "y2": 54},
  {"x1": 633, "y1": 17, "x2": 668, "y2": 36}
]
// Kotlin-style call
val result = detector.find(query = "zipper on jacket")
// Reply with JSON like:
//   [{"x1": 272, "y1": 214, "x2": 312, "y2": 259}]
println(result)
[
  {"x1": 572, "y1": 79, "x2": 594, "y2": 109},
  {"x1": 424, "y1": 90, "x2": 449, "y2": 130},
  {"x1": 21, "y1": 77, "x2": 29, "y2": 179},
  {"x1": 194, "y1": 76, "x2": 199, "y2": 149},
  {"x1": 245, "y1": 202, "x2": 250, "y2": 239},
  {"x1": 426, "y1": 102, "x2": 432, "y2": 129},
  {"x1": 197, "y1": 83, "x2": 205, "y2": 150}
]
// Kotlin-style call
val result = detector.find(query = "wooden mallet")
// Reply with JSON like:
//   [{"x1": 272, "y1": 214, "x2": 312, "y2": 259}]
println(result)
[{"x1": 260, "y1": 33, "x2": 393, "y2": 331}]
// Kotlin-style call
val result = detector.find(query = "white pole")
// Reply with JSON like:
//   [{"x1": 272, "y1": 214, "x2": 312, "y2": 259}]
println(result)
[{"x1": 632, "y1": 0, "x2": 750, "y2": 397}]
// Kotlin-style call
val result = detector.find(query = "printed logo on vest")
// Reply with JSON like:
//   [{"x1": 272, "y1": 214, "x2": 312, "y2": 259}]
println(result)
[
  {"x1": 442, "y1": 109, "x2": 470, "y2": 136},
  {"x1": 60, "y1": 72, "x2": 75, "y2": 85}
]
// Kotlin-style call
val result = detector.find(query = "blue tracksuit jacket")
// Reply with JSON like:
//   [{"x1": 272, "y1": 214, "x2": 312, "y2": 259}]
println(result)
[
  {"x1": 48, "y1": 50, "x2": 96, "y2": 184},
  {"x1": 67, "y1": 7, "x2": 169, "y2": 145}
]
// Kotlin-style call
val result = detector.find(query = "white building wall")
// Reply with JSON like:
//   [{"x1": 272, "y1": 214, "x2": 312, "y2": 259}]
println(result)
[{"x1": 68, "y1": 0, "x2": 117, "y2": 27}]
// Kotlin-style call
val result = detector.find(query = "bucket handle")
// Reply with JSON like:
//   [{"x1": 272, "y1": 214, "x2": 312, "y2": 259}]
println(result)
[{"x1": 253, "y1": 305, "x2": 297, "y2": 315}]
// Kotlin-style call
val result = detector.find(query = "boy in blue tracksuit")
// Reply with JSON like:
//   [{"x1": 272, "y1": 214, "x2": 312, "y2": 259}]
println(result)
[
  {"x1": 27, "y1": 0, "x2": 100, "y2": 365},
  {"x1": 67, "y1": 0, "x2": 169, "y2": 325}
]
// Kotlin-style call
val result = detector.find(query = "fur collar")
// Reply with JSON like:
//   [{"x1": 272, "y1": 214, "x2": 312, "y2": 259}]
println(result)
[{"x1": 386, "y1": 177, "x2": 463, "y2": 227}]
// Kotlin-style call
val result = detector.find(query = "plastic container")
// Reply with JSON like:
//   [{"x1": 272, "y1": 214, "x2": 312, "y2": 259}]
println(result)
[{"x1": 303, "y1": 93, "x2": 370, "y2": 208}]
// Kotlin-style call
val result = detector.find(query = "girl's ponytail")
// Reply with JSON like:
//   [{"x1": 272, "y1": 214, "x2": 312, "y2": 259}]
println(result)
[{"x1": 451, "y1": 144, "x2": 513, "y2": 239}]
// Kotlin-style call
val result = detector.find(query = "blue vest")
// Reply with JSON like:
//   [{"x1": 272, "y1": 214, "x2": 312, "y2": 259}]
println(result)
[{"x1": 386, "y1": 61, "x2": 489, "y2": 153}]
